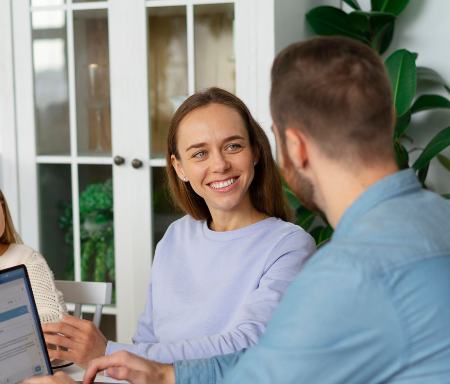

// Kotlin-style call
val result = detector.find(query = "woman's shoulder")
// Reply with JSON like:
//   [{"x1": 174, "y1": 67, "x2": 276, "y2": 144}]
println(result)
[
  {"x1": 0, "y1": 244, "x2": 51, "y2": 272},
  {"x1": 164, "y1": 215, "x2": 204, "y2": 234},
  {"x1": 261, "y1": 217, "x2": 308, "y2": 237},
  {"x1": 260, "y1": 218, "x2": 316, "y2": 249}
]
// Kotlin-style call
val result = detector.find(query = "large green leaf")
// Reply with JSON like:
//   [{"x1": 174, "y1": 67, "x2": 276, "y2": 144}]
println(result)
[
  {"x1": 372, "y1": 20, "x2": 395, "y2": 54},
  {"x1": 411, "y1": 95, "x2": 450, "y2": 114},
  {"x1": 306, "y1": 6, "x2": 367, "y2": 43},
  {"x1": 417, "y1": 162, "x2": 429, "y2": 185},
  {"x1": 417, "y1": 66, "x2": 450, "y2": 93},
  {"x1": 295, "y1": 206, "x2": 316, "y2": 231},
  {"x1": 385, "y1": 49, "x2": 417, "y2": 117},
  {"x1": 348, "y1": 11, "x2": 396, "y2": 33},
  {"x1": 394, "y1": 110, "x2": 411, "y2": 139},
  {"x1": 343, "y1": 0, "x2": 361, "y2": 10},
  {"x1": 283, "y1": 185, "x2": 301, "y2": 210},
  {"x1": 437, "y1": 154, "x2": 450, "y2": 171},
  {"x1": 413, "y1": 127, "x2": 450, "y2": 170},
  {"x1": 309, "y1": 226, "x2": 325, "y2": 245},
  {"x1": 371, "y1": 0, "x2": 410, "y2": 15},
  {"x1": 318, "y1": 226, "x2": 334, "y2": 246}
]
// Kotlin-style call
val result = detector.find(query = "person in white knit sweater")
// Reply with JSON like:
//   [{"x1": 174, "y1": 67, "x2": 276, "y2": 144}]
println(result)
[{"x1": 0, "y1": 188, "x2": 67, "y2": 323}]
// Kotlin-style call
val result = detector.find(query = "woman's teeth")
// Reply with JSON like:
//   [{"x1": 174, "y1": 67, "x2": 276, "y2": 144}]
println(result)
[{"x1": 210, "y1": 178, "x2": 235, "y2": 189}]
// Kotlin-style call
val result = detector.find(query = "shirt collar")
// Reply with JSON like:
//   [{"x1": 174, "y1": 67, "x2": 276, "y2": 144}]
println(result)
[{"x1": 333, "y1": 168, "x2": 421, "y2": 239}]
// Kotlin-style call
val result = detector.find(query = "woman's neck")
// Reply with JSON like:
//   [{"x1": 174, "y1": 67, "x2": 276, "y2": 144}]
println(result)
[
  {"x1": 0, "y1": 243, "x2": 10, "y2": 257},
  {"x1": 209, "y1": 198, "x2": 267, "y2": 232}
]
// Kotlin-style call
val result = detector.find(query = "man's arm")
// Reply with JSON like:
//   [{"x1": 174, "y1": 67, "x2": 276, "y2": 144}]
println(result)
[
  {"x1": 21, "y1": 351, "x2": 175, "y2": 384},
  {"x1": 221, "y1": 253, "x2": 405, "y2": 384}
]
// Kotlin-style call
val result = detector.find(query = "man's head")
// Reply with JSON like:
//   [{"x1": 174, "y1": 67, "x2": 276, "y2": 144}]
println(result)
[{"x1": 270, "y1": 36, "x2": 396, "y2": 213}]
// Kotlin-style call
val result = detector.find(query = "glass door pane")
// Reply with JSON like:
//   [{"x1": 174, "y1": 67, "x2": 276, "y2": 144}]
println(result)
[
  {"x1": 148, "y1": 6, "x2": 188, "y2": 159},
  {"x1": 78, "y1": 165, "x2": 115, "y2": 299},
  {"x1": 194, "y1": 4, "x2": 235, "y2": 93},
  {"x1": 152, "y1": 167, "x2": 183, "y2": 253},
  {"x1": 38, "y1": 164, "x2": 73, "y2": 280},
  {"x1": 74, "y1": 9, "x2": 111, "y2": 156},
  {"x1": 32, "y1": 10, "x2": 70, "y2": 155}
]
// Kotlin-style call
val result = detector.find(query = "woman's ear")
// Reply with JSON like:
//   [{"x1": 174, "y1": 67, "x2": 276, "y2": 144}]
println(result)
[
  {"x1": 252, "y1": 145, "x2": 261, "y2": 166},
  {"x1": 171, "y1": 155, "x2": 188, "y2": 181}
]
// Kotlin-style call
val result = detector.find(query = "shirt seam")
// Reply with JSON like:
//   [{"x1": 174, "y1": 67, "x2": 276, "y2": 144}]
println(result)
[
  {"x1": 373, "y1": 269, "x2": 411, "y2": 369},
  {"x1": 263, "y1": 229, "x2": 310, "y2": 273},
  {"x1": 370, "y1": 249, "x2": 450, "y2": 274}
]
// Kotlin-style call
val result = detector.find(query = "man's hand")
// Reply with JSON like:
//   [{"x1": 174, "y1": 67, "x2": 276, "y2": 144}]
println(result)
[
  {"x1": 22, "y1": 371, "x2": 76, "y2": 384},
  {"x1": 42, "y1": 315, "x2": 107, "y2": 369},
  {"x1": 84, "y1": 350, "x2": 175, "y2": 384}
]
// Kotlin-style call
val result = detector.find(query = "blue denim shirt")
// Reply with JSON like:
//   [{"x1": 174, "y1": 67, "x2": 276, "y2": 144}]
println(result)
[{"x1": 174, "y1": 169, "x2": 450, "y2": 383}]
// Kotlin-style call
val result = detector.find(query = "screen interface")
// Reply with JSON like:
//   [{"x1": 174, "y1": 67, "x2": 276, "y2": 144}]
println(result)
[{"x1": 0, "y1": 267, "x2": 51, "y2": 383}]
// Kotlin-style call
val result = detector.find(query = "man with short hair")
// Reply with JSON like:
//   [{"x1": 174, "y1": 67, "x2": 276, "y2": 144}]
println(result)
[{"x1": 26, "y1": 36, "x2": 450, "y2": 384}]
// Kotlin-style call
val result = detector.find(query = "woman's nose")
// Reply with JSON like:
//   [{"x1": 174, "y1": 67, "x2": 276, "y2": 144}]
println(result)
[{"x1": 211, "y1": 153, "x2": 229, "y2": 172}]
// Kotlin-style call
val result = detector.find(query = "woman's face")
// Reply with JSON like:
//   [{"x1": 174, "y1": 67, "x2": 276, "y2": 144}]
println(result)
[{"x1": 172, "y1": 103, "x2": 258, "y2": 215}]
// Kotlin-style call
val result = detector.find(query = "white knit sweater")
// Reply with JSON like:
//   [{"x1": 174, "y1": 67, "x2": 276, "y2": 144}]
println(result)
[{"x1": 0, "y1": 244, "x2": 68, "y2": 323}]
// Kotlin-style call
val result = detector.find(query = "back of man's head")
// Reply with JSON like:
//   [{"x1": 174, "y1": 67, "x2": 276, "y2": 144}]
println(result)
[{"x1": 271, "y1": 36, "x2": 395, "y2": 166}]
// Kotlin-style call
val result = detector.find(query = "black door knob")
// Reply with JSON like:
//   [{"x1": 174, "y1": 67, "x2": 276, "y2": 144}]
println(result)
[
  {"x1": 132, "y1": 159, "x2": 143, "y2": 169},
  {"x1": 114, "y1": 156, "x2": 125, "y2": 165}
]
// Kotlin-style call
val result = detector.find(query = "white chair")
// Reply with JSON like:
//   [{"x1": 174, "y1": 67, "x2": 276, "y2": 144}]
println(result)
[{"x1": 54, "y1": 280, "x2": 112, "y2": 328}]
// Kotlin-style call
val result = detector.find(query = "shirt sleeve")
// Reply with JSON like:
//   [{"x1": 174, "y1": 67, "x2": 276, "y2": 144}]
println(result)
[
  {"x1": 221, "y1": 251, "x2": 405, "y2": 384},
  {"x1": 174, "y1": 350, "x2": 244, "y2": 384},
  {"x1": 106, "y1": 273, "x2": 157, "y2": 355},
  {"x1": 25, "y1": 252, "x2": 68, "y2": 324},
  {"x1": 108, "y1": 231, "x2": 316, "y2": 363}
]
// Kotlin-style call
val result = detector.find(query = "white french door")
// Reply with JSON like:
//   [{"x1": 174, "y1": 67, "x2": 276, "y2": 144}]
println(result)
[{"x1": 4, "y1": 0, "x2": 276, "y2": 343}]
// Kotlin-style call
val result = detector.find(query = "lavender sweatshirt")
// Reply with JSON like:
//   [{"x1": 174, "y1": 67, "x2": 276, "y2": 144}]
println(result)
[{"x1": 106, "y1": 215, "x2": 316, "y2": 363}]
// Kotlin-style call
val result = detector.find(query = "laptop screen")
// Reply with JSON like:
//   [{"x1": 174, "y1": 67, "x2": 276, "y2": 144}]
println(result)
[{"x1": 0, "y1": 265, "x2": 52, "y2": 383}]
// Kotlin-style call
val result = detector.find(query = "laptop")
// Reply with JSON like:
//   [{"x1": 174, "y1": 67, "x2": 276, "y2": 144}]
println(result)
[{"x1": 0, "y1": 264, "x2": 53, "y2": 384}]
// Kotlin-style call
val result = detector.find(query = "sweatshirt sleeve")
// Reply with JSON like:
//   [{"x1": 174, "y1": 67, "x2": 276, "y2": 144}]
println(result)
[
  {"x1": 106, "y1": 273, "x2": 157, "y2": 355},
  {"x1": 107, "y1": 230, "x2": 316, "y2": 363},
  {"x1": 25, "y1": 252, "x2": 68, "y2": 324}
]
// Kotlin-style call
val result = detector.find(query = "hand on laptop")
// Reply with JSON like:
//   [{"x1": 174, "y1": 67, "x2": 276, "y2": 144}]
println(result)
[
  {"x1": 42, "y1": 315, "x2": 107, "y2": 369},
  {"x1": 22, "y1": 371, "x2": 76, "y2": 384},
  {"x1": 83, "y1": 350, "x2": 175, "y2": 384}
]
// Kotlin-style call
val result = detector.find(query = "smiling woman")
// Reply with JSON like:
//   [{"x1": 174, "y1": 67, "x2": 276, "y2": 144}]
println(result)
[
  {"x1": 44, "y1": 88, "x2": 316, "y2": 368},
  {"x1": 103, "y1": 88, "x2": 316, "y2": 363}
]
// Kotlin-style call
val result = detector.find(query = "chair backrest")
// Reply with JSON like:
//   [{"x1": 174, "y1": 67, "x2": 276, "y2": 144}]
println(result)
[{"x1": 55, "y1": 280, "x2": 112, "y2": 328}]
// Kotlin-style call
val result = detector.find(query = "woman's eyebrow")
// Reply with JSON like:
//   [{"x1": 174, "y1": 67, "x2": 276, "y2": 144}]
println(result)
[
  {"x1": 185, "y1": 136, "x2": 245, "y2": 152},
  {"x1": 223, "y1": 135, "x2": 245, "y2": 143},
  {"x1": 186, "y1": 142, "x2": 207, "y2": 152}
]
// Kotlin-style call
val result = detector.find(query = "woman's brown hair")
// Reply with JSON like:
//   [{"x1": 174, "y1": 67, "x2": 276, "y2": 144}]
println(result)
[
  {"x1": 0, "y1": 189, "x2": 23, "y2": 245},
  {"x1": 166, "y1": 87, "x2": 292, "y2": 222}
]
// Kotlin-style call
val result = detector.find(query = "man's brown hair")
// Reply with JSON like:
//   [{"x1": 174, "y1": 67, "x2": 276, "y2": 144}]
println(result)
[
  {"x1": 271, "y1": 36, "x2": 395, "y2": 164},
  {"x1": 166, "y1": 87, "x2": 292, "y2": 222}
]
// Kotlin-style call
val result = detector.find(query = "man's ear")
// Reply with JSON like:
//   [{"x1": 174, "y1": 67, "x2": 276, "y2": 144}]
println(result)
[
  {"x1": 171, "y1": 155, "x2": 188, "y2": 181},
  {"x1": 284, "y1": 128, "x2": 309, "y2": 170}
]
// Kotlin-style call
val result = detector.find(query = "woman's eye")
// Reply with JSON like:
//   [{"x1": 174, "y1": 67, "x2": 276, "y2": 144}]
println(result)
[
  {"x1": 227, "y1": 144, "x2": 241, "y2": 151},
  {"x1": 194, "y1": 151, "x2": 207, "y2": 158}
]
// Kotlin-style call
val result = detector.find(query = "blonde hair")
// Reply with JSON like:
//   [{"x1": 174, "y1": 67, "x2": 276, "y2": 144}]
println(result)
[{"x1": 0, "y1": 189, "x2": 23, "y2": 245}]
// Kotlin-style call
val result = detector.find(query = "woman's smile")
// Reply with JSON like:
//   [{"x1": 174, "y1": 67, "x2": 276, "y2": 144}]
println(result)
[{"x1": 208, "y1": 176, "x2": 239, "y2": 191}]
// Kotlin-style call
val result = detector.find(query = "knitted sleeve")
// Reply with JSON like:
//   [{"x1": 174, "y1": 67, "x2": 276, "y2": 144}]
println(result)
[{"x1": 25, "y1": 252, "x2": 68, "y2": 323}]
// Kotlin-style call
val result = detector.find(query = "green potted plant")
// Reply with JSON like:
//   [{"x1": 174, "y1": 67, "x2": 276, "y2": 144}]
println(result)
[{"x1": 286, "y1": 0, "x2": 450, "y2": 246}]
